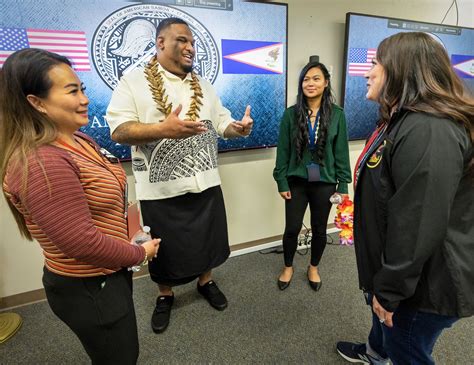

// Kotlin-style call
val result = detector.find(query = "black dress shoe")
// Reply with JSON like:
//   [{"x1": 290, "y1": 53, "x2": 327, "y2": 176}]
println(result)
[
  {"x1": 309, "y1": 280, "x2": 322, "y2": 291},
  {"x1": 307, "y1": 267, "x2": 322, "y2": 291},
  {"x1": 277, "y1": 268, "x2": 293, "y2": 290},
  {"x1": 277, "y1": 279, "x2": 291, "y2": 290},
  {"x1": 151, "y1": 295, "x2": 174, "y2": 333},
  {"x1": 197, "y1": 280, "x2": 228, "y2": 311}
]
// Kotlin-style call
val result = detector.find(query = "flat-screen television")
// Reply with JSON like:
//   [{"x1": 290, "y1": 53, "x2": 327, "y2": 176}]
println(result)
[
  {"x1": 0, "y1": 0, "x2": 287, "y2": 159},
  {"x1": 342, "y1": 12, "x2": 474, "y2": 140}
]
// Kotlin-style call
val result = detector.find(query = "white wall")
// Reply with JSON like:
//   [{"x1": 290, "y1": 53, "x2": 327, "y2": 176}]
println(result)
[{"x1": 1, "y1": 0, "x2": 472, "y2": 298}]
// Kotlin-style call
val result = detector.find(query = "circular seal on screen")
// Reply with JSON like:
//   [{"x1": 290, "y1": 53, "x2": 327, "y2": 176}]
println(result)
[{"x1": 92, "y1": 4, "x2": 219, "y2": 89}]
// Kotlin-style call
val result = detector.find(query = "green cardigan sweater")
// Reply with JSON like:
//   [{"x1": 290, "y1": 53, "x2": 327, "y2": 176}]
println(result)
[{"x1": 273, "y1": 104, "x2": 352, "y2": 194}]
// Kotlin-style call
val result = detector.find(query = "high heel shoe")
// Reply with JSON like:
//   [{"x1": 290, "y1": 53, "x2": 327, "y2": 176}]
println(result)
[
  {"x1": 277, "y1": 268, "x2": 293, "y2": 290},
  {"x1": 307, "y1": 266, "x2": 322, "y2": 291},
  {"x1": 277, "y1": 279, "x2": 291, "y2": 290}
]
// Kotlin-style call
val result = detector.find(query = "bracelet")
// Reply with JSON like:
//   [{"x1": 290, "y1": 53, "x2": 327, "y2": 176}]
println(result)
[{"x1": 140, "y1": 250, "x2": 148, "y2": 266}]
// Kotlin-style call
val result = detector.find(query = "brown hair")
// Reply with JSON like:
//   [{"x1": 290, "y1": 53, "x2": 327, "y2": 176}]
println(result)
[
  {"x1": 0, "y1": 48, "x2": 71, "y2": 239},
  {"x1": 376, "y1": 32, "x2": 474, "y2": 140}
]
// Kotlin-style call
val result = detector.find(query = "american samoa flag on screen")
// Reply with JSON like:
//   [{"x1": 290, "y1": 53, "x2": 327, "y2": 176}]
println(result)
[
  {"x1": 0, "y1": 27, "x2": 91, "y2": 71},
  {"x1": 451, "y1": 54, "x2": 474, "y2": 79},
  {"x1": 222, "y1": 39, "x2": 283, "y2": 74},
  {"x1": 348, "y1": 48, "x2": 376, "y2": 76}
]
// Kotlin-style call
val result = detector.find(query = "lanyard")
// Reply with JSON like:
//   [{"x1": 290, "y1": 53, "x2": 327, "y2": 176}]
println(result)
[
  {"x1": 55, "y1": 137, "x2": 128, "y2": 217},
  {"x1": 353, "y1": 123, "x2": 387, "y2": 189},
  {"x1": 307, "y1": 111, "x2": 320, "y2": 149}
]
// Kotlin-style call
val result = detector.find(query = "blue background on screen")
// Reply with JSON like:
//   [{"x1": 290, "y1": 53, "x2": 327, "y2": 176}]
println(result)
[
  {"x1": 343, "y1": 14, "x2": 474, "y2": 140},
  {"x1": 0, "y1": 0, "x2": 287, "y2": 159}
]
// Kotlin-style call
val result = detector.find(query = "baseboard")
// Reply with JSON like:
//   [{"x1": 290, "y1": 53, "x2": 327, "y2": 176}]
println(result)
[
  {"x1": 0, "y1": 226, "x2": 340, "y2": 310},
  {"x1": 0, "y1": 288, "x2": 47, "y2": 312},
  {"x1": 229, "y1": 226, "x2": 340, "y2": 257}
]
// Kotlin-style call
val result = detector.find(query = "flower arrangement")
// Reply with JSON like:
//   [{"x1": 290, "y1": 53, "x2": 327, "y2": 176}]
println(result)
[{"x1": 334, "y1": 195, "x2": 354, "y2": 245}]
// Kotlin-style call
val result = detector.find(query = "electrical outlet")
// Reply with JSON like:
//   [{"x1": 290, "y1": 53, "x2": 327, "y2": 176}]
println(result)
[{"x1": 298, "y1": 232, "x2": 311, "y2": 247}]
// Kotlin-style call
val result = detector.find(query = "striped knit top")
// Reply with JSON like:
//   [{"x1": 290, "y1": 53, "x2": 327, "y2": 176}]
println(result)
[{"x1": 3, "y1": 133, "x2": 145, "y2": 277}]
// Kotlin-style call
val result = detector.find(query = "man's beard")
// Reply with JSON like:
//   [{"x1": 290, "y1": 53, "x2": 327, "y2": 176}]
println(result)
[{"x1": 182, "y1": 63, "x2": 193, "y2": 73}]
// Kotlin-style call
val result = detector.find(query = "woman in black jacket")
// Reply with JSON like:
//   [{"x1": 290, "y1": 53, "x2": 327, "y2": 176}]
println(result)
[{"x1": 336, "y1": 32, "x2": 474, "y2": 365}]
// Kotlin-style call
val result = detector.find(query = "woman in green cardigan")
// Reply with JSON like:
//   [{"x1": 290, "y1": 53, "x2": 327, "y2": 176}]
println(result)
[{"x1": 273, "y1": 61, "x2": 351, "y2": 291}]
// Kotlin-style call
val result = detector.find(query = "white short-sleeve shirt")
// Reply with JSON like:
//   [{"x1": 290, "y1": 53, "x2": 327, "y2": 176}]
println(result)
[{"x1": 106, "y1": 63, "x2": 234, "y2": 200}]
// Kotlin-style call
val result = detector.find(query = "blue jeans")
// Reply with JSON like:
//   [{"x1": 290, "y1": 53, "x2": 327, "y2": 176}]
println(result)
[{"x1": 367, "y1": 297, "x2": 458, "y2": 365}]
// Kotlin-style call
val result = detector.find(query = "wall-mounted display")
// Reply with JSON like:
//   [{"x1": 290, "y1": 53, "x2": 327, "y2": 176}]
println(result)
[
  {"x1": 0, "y1": 0, "x2": 287, "y2": 159},
  {"x1": 342, "y1": 12, "x2": 474, "y2": 140}
]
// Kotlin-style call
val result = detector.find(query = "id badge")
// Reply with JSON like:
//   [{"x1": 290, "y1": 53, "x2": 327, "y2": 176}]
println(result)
[{"x1": 306, "y1": 163, "x2": 320, "y2": 182}]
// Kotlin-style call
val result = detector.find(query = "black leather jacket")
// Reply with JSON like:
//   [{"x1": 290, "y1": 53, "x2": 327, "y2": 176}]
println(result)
[{"x1": 354, "y1": 110, "x2": 474, "y2": 317}]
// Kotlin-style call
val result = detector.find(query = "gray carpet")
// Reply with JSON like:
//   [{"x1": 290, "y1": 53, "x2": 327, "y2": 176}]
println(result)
[{"x1": 1, "y1": 241, "x2": 473, "y2": 364}]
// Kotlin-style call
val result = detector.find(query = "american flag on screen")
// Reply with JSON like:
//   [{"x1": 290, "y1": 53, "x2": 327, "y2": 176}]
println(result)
[
  {"x1": 0, "y1": 27, "x2": 91, "y2": 71},
  {"x1": 348, "y1": 48, "x2": 376, "y2": 76}
]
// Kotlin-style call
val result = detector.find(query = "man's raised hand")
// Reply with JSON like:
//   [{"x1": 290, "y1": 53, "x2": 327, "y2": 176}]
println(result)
[
  {"x1": 158, "y1": 104, "x2": 207, "y2": 138},
  {"x1": 229, "y1": 105, "x2": 253, "y2": 137}
]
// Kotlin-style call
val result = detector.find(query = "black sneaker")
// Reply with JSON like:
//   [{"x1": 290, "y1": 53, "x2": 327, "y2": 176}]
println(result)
[
  {"x1": 151, "y1": 295, "x2": 174, "y2": 333},
  {"x1": 197, "y1": 280, "x2": 228, "y2": 311},
  {"x1": 336, "y1": 342, "x2": 388, "y2": 364}
]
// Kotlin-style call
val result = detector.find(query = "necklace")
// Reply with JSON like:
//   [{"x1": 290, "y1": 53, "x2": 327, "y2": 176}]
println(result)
[
  {"x1": 144, "y1": 55, "x2": 203, "y2": 121},
  {"x1": 307, "y1": 111, "x2": 320, "y2": 146}
]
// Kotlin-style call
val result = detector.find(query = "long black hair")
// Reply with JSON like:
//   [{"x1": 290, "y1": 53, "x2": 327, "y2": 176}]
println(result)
[{"x1": 294, "y1": 62, "x2": 335, "y2": 163}]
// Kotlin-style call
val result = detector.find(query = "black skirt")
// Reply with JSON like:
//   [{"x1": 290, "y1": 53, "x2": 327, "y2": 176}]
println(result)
[{"x1": 141, "y1": 185, "x2": 230, "y2": 286}]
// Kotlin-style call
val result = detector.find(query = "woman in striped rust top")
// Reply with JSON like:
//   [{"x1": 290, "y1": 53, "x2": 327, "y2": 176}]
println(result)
[{"x1": 0, "y1": 49, "x2": 159, "y2": 364}]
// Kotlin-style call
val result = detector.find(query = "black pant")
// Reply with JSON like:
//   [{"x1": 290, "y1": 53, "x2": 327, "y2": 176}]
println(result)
[
  {"x1": 282, "y1": 177, "x2": 336, "y2": 267},
  {"x1": 42, "y1": 268, "x2": 139, "y2": 364}
]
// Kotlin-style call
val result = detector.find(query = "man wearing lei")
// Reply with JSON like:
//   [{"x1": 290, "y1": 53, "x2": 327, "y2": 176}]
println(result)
[{"x1": 106, "y1": 17, "x2": 253, "y2": 334}]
